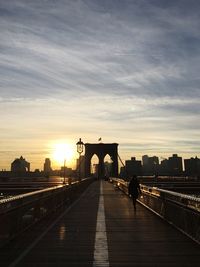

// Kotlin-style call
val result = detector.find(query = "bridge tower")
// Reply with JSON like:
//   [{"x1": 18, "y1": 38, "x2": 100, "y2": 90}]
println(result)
[{"x1": 84, "y1": 143, "x2": 118, "y2": 178}]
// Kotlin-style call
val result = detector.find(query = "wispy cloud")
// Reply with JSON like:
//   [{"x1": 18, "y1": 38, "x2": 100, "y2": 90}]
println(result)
[{"x1": 0, "y1": 0, "x2": 200, "y2": 169}]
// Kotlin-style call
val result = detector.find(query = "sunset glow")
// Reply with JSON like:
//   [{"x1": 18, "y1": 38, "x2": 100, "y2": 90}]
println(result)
[
  {"x1": 52, "y1": 143, "x2": 75, "y2": 167},
  {"x1": 0, "y1": 0, "x2": 200, "y2": 170}
]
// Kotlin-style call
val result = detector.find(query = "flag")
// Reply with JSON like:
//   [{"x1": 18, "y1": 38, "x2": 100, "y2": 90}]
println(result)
[{"x1": 98, "y1": 137, "x2": 102, "y2": 142}]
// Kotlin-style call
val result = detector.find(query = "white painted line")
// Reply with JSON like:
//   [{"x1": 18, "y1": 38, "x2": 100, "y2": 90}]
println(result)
[
  {"x1": 93, "y1": 180, "x2": 109, "y2": 267},
  {"x1": 9, "y1": 184, "x2": 93, "y2": 267}
]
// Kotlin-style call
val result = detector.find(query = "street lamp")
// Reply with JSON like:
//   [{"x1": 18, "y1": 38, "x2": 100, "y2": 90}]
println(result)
[{"x1": 76, "y1": 138, "x2": 84, "y2": 180}]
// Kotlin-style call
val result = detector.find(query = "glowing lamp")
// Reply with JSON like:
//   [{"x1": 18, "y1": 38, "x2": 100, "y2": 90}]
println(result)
[
  {"x1": 76, "y1": 138, "x2": 84, "y2": 154},
  {"x1": 76, "y1": 138, "x2": 84, "y2": 181}
]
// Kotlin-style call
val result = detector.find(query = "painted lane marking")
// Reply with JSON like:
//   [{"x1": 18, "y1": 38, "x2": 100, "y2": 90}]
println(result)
[{"x1": 93, "y1": 180, "x2": 109, "y2": 267}]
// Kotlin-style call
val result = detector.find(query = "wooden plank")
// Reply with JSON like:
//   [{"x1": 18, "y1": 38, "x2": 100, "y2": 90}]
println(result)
[
  {"x1": 103, "y1": 181, "x2": 200, "y2": 266},
  {"x1": 1, "y1": 182, "x2": 100, "y2": 267},
  {"x1": 0, "y1": 180, "x2": 199, "y2": 267}
]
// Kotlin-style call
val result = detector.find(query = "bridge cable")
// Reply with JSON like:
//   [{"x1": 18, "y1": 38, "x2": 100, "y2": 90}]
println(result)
[
  {"x1": 117, "y1": 153, "x2": 129, "y2": 180},
  {"x1": 117, "y1": 153, "x2": 125, "y2": 167}
]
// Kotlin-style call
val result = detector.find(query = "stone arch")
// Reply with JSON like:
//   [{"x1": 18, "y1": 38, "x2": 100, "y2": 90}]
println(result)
[{"x1": 84, "y1": 143, "x2": 118, "y2": 178}]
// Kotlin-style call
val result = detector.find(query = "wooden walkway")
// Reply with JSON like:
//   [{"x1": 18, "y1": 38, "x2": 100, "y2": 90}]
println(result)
[{"x1": 0, "y1": 180, "x2": 200, "y2": 266}]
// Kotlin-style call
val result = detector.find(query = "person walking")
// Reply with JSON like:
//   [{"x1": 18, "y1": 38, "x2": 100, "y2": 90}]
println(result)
[{"x1": 128, "y1": 175, "x2": 141, "y2": 210}]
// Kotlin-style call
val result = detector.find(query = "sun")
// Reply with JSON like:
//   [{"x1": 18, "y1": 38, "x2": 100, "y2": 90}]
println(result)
[{"x1": 52, "y1": 143, "x2": 75, "y2": 166}]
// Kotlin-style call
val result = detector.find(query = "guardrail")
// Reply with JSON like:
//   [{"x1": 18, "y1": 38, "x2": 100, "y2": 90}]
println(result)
[
  {"x1": 0, "y1": 178, "x2": 94, "y2": 247},
  {"x1": 109, "y1": 177, "x2": 200, "y2": 244}
]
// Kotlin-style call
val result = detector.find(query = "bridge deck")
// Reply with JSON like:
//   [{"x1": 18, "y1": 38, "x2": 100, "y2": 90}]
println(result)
[{"x1": 1, "y1": 180, "x2": 200, "y2": 266}]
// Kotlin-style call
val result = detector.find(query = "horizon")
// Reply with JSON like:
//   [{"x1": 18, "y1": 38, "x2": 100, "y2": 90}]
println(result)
[
  {"x1": 1, "y1": 145, "x2": 198, "y2": 172},
  {"x1": 1, "y1": 0, "x2": 200, "y2": 170}
]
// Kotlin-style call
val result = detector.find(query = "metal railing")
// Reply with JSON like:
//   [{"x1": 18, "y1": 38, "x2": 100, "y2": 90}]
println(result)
[
  {"x1": 0, "y1": 178, "x2": 94, "y2": 247},
  {"x1": 109, "y1": 177, "x2": 200, "y2": 244}
]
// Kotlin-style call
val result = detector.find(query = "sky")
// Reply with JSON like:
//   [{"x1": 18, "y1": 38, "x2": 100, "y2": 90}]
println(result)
[{"x1": 0, "y1": 0, "x2": 200, "y2": 171}]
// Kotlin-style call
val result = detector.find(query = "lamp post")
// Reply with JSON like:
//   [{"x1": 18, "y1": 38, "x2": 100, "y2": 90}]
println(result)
[{"x1": 76, "y1": 138, "x2": 84, "y2": 181}]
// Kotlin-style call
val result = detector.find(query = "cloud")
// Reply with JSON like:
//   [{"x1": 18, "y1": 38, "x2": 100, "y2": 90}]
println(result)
[
  {"x1": 0, "y1": 0, "x2": 200, "y2": 168},
  {"x1": 1, "y1": 0, "x2": 199, "y2": 99}
]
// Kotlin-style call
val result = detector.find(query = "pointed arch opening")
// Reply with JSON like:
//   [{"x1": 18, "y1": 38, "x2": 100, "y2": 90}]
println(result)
[
  {"x1": 90, "y1": 154, "x2": 99, "y2": 178},
  {"x1": 103, "y1": 154, "x2": 113, "y2": 178}
]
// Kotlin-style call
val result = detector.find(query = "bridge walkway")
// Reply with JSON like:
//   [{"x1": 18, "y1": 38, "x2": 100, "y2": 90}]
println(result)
[{"x1": 0, "y1": 180, "x2": 200, "y2": 266}]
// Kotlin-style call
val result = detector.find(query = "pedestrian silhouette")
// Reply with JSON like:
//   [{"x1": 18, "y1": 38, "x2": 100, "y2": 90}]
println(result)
[{"x1": 128, "y1": 175, "x2": 141, "y2": 210}]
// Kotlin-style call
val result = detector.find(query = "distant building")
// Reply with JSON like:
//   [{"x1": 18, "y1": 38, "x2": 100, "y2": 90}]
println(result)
[
  {"x1": 159, "y1": 159, "x2": 169, "y2": 175},
  {"x1": 168, "y1": 154, "x2": 183, "y2": 176},
  {"x1": 142, "y1": 155, "x2": 149, "y2": 166},
  {"x1": 92, "y1": 163, "x2": 99, "y2": 178},
  {"x1": 119, "y1": 166, "x2": 126, "y2": 178},
  {"x1": 43, "y1": 158, "x2": 52, "y2": 176},
  {"x1": 104, "y1": 161, "x2": 112, "y2": 177},
  {"x1": 11, "y1": 156, "x2": 30, "y2": 174},
  {"x1": 61, "y1": 166, "x2": 73, "y2": 177},
  {"x1": 142, "y1": 155, "x2": 159, "y2": 175},
  {"x1": 184, "y1": 157, "x2": 200, "y2": 176},
  {"x1": 125, "y1": 157, "x2": 142, "y2": 178}
]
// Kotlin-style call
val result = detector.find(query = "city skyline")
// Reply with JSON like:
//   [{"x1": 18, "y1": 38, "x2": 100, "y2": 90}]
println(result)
[
  {"x1": 2, "y1": 151, "x2": 199, "y2": 172},
  {"x1": 1, "y1": 0, "x2": 200, "y2": 170}
]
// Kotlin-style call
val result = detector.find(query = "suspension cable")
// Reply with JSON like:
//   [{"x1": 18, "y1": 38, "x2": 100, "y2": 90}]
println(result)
[
  {"x1": 118, "y1": 153, "x2": 129, "y2": 180},
  {"x1": 118, "y1": 153, "x2": 125, "y2": 167}
]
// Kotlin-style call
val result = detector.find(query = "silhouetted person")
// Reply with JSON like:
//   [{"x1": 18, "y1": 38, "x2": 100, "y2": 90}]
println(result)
[{"x1": 128, "y1": 175, "x2": 141, "y2": 210}]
